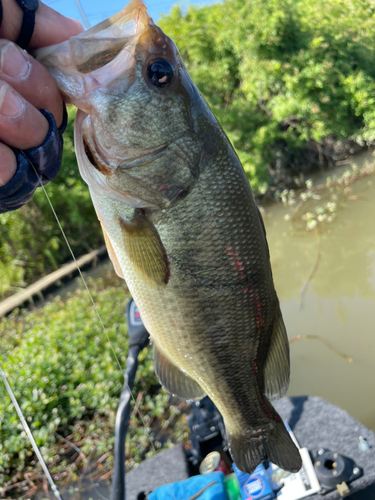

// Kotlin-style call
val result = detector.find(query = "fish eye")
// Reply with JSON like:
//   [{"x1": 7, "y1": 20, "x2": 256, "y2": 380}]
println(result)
[{"x1": 146, "y1": 58, "x2": 175, "y2": 88}]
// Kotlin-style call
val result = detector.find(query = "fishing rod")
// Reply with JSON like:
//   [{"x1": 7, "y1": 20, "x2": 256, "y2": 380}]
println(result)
[
  {"x1": 111, "y1": 298, "x2": 230, "y2": 500},
  {"x1": 111, "y1": 299, "x2": 150, "y2": 500}
]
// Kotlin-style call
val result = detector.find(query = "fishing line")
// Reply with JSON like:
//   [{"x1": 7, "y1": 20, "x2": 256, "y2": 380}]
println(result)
[
  {"x1": 0, "y1": 364, "x2": 63, "y2": 500},
  {"x1": 34, "y1": 173, "x2": 124, "y2": 375},
  {"x1": 73, "y1": 0, "x2": 91, "y2": 29},
  {"x1": 20, "y1": 155, "x2": 178, "y2": 500}
]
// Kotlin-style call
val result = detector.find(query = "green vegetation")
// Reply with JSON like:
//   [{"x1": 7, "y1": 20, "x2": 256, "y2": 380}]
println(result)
[
  {"x1": 159, "y1": 0, "x2": 375, "y2": 193},
  {"x1": 3, "y1": 0, "x2": 375, "y2": 296},
  {"x1": 0, "y1": 275, "x2": 187, "y2": 497}
]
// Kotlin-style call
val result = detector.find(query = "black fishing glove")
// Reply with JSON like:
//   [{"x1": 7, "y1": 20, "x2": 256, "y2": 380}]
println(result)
[{"x1": 0, "y1": 106, "x2": 67, "y2": 213}]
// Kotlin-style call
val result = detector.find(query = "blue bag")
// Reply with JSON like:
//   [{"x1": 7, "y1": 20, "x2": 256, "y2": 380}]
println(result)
[{"x1": 149, "y1": 471, "x2": 227, "y2": 500}]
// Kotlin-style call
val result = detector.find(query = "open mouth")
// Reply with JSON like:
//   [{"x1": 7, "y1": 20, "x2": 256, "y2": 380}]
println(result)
[{"x1": 34, "y1": 0, "x2": 153, "y2": 110}]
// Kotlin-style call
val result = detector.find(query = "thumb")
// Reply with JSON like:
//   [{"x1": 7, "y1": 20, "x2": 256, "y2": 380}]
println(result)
[{"x1": 0, "y1": 0, "x2": 84, "y2": 49}]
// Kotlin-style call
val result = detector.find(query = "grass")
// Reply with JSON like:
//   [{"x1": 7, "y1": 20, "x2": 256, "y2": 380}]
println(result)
[{"x1": 0, "y1": 273, "x2": 189, "y2": 498}]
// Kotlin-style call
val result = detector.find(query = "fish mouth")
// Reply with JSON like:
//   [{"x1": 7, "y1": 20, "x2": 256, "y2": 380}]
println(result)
[
  {"x1": 34, "y1": 0, "x2": 155, "y2": 109},
  {"x1": 35, "y1": 0, "x2": 180, "y2": 114},
  {"x1": 69, "y1": 0, "x2": 153, "y2": 75}
]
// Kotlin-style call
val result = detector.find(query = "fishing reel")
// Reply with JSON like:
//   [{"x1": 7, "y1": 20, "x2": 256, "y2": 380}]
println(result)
[
  {"x1": 126, "y1": 298, "x2": 150, "y2": 350},
  {"x1": 186, "y1": 396, "x2": 229, "y2": 473}
]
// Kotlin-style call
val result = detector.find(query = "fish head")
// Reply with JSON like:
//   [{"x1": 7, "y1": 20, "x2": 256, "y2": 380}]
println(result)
[{"x1": 35, "y1": 0, "x2": 215, "y2": 209}]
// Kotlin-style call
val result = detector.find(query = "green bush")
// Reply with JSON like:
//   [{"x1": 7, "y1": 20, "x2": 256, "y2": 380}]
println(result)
[
  {"x1": 0, "y1": 276, "x2": 187, "y2": 494},
  {"x1": 159, "y1": 0, "x2": 375, "y2": 192}
]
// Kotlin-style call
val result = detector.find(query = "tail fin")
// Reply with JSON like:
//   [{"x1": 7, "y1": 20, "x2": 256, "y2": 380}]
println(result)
[{"x1": 228, "y1": 420, "x2": 302, "y2": 475}]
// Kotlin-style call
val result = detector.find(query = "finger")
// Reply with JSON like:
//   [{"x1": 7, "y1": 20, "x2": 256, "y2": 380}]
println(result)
[
  {"x1": 0, "y1": 81, "x2": 49, "y2": 150},
  {"x1": 0, "y1": 142, "x2": 17, "y2": 186},
  {"x1": 0, "y1": 40, "x2": 64, "y2": 126},
  {"x1": 0, "y1": 0, "x2": 84, "y2": 49}
]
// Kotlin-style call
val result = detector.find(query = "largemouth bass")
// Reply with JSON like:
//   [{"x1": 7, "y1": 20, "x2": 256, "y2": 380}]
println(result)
[{"x1": 36, "y1": 0, "x2": 302, "y2": 474}]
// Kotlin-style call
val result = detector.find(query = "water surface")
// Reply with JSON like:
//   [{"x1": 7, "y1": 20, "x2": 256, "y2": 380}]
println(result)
[{"x1": 263, "y1": 152, "x2": 375, "y2": 430}]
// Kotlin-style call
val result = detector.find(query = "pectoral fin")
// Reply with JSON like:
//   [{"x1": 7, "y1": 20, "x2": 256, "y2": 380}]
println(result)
[
  {"x1": 119, "y1": 209, "x2": 169, "y2": 286},
  {"x1": 263, "y1": 305, "x2": 290, "y2": 400},
  {"x1": 153, "y1": 344, "x2": 206, "y2": 401}
]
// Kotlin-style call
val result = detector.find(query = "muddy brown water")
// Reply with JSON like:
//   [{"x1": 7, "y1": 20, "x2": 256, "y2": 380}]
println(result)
[{"x1": 264, "y1": 151, "x2": 375, "y2": 431}]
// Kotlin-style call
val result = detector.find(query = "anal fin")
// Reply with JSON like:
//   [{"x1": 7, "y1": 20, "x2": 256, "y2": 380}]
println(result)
[
  {"x1": 153, "y1": 344, "x2": 205, "y2": 401},
  {"x1": 119, "y1": 209, "x2": 169, "y2": 286},
  {"x1": 263, "y1": 304, "x2": 290, "y2": 400}
]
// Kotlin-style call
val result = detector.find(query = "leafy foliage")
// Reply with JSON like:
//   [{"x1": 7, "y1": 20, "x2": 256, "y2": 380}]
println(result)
[
  {"x1": 0, "y1": 276, "x2": 188, "y2": 496},
  {"x1": 159, "y1": 0, "x2": 375, "y2": 192}
]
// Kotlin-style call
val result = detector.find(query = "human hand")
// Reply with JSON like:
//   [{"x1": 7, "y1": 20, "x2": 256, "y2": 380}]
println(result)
[{"x1": 0, "y1": 0, "x2": 82, "y2": 188}]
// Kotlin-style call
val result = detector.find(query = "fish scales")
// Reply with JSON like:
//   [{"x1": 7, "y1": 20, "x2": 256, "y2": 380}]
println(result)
[
  {"x1": 35, "y1": 0, "x2": 302, "y2": 474},
  {"x1": 153, "y1": 148, "x2": 274, "y2": 421}
]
